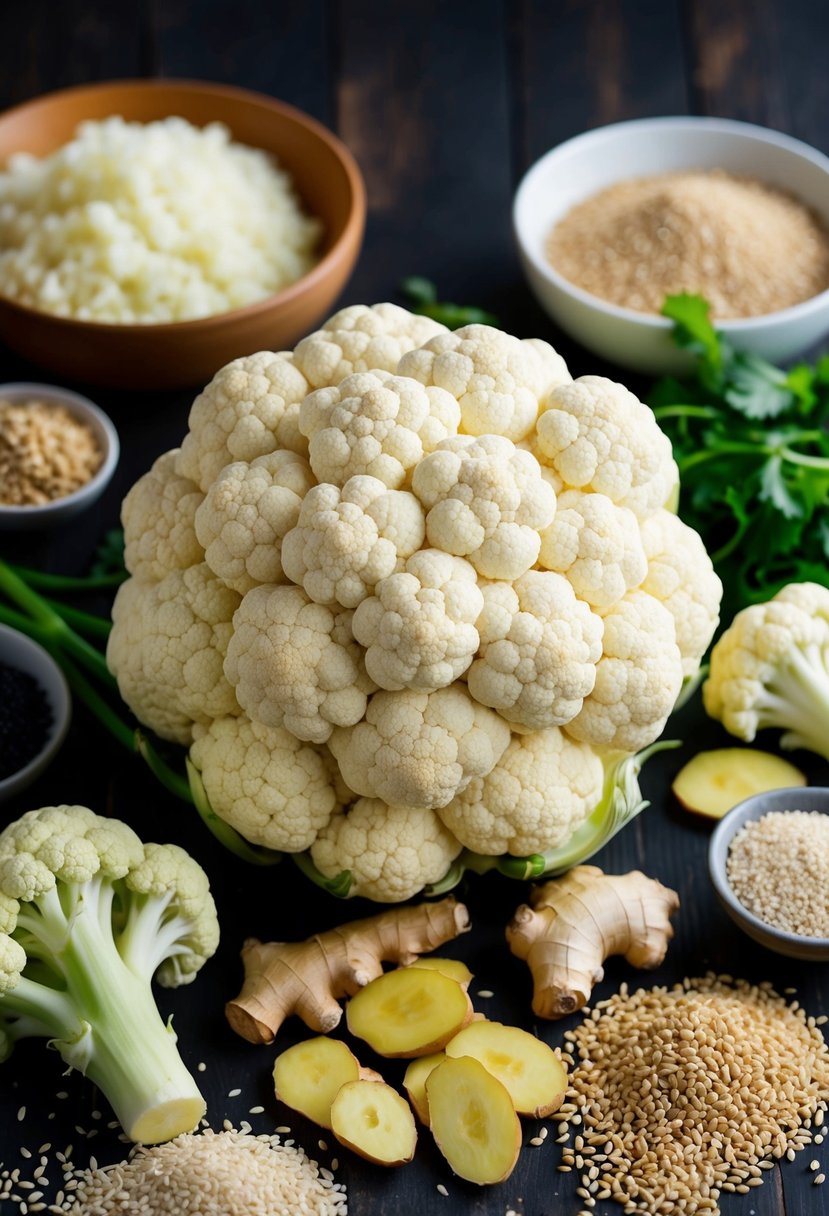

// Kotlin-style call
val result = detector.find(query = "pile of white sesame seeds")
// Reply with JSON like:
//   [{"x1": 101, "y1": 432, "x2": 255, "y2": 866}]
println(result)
[
  {"x1": 727, "y1": 810, "x2": 829, "y2": 938},
  {"x1": 554, "y1": 975, "x2": 829, "y2": 1215}
]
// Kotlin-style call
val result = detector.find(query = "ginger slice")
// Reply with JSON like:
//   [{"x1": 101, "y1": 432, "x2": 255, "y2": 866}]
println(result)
[
  {"x1": 406, "y1": 956, "x2": 473, "y2": 988},
  {"x1": 672, "y1": 747, "x2": 806, "y2": 820},
  {"x1": 445, "y1": 1020, "x2": 567, "y2": 1117},
  {"x1": 426, "y1": 1056, "x2": 521, "y2": 1185},
  {"x1": 330, "y1": 1079, "x2": 417, "y2": 1166},
  {"x1": 273, "y1": 1036, "x2": 361, "y2": 1130},
  {"x1": 403, "y1": 1052, "x2": 445, "y2": 1125},
  {"x1": 347, "y1": 966, "x2": 473, "y2": 1058}
]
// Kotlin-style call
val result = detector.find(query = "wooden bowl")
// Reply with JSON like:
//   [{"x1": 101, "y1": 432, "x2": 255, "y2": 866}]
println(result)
[{"x1": 0, "y1": 80, "x2": 366, "y2": 389}]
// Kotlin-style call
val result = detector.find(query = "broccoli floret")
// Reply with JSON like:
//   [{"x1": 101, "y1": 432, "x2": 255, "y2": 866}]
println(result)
[{"x1": 0, "y1": 805, "x2": 219, "y2": 1144}]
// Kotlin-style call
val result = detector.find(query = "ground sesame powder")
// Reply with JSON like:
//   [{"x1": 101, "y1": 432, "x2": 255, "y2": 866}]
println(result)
[
  {"x1": 727, "y1": 809, "x2": 829, "y2": 938},
  {"x1": 546, "y1": 169, "x2": 829, "y2": 318},
  {"x1": 0, "y1": 398, "x2": 102, "y2": 507}
]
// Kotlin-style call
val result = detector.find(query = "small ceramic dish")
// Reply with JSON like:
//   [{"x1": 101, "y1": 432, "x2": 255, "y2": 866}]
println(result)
[
  {"x1": 0, "y1": 381, "x2": 120, "y2": 530},
  {"x1": 709, "y1": 786, "x2": 829, "y2": 961},
  {"x1": 0, "y1": 623, "x2": 71, "y2": 803},
  {"x1": 513, "y1": 116, "x2": 829, "y2": 374},
  {"x1": 0, "y1": 79, "x2": 366, "y2": 389}
]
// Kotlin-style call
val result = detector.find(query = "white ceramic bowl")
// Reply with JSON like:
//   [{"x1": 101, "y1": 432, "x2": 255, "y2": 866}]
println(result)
[
  {"x1": 0, "y1": 381, "x2": 119, "y2": 529},
  {"x1": 513, "y1": 117, "x2": 829, "y2": 374},
  {"x1": 0, "y1": 623, "x2": 71, "y2": 803}
]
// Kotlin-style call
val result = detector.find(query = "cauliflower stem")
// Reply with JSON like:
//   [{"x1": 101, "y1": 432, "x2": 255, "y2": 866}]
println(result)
[{"x1": 743, "y1": 642, "x2": 829, "y2": 760}]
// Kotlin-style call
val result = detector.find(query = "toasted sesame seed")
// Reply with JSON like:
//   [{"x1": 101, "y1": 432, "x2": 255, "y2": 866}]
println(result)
[
  {"x1": 249, "y1": 1106, "x2": 265, "y2": 1115},
  {"x1": 227, "y1": 1088, "x2": 242, "y2": 1098},
  {"x1": 437, "y1": 1183, "x2": 448, "y2": 1196}
]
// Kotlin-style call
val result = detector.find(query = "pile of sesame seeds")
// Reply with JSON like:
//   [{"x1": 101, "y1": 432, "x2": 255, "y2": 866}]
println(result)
[
  {"x1": 727, "y1": 809, "x2": 829, "y2": 938},
  {"x1": 554, "y1": 974, "x2": 829, "y2": 1215}
]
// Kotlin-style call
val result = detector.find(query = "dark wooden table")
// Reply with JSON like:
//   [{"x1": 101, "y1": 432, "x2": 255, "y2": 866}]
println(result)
[{"x1": 1, "y1": 3, "x2": 828, "y2": 1214}]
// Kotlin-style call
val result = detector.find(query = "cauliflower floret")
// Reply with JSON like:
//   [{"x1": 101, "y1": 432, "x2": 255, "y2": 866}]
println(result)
[
  {"x1": 281, "y1": 476, "x2": 426, "y2": 609},
  {"x1": 299, "y1": 371, "x2": 460, "y2": 488},
  {"x1": 412, "y1": 434, "x2": 556, "y2": 580},
  {"x1": 398, "y1": 324, "x2": 568, "y2": 442},
  {"x1": 537, "y1": 490, "x2": 647, "y2": 611},
  {"x1": 311, "y1": 799, "x2": 462, "y2": 902},
  {"x1": 522, "y1": 337, "x2": 572, "y2": 401},
  {"x1": 194, "y1": 450, "x2": 315, "y2": 594},
  {"x1": 640, "y1": 509, "x2": 722, "y2": 676},
  {"x1": 467, "y1": 571, "x2": 603, "y2": 731},
  {"x1": 293, "y1": 302, "x2": 447, "y2": 388},
  {"x1": 566, "y1": 590, "x2": 683, "y2": 753},
  {"x1": 533, "y1": 376, "x2": 678, "y2": 519},
  {"x1": 107, "y1": 564, "x2": 241, "y2": 746},
  {"x1": 352, "y1": 550, "x2": 483, "y2": 691},
  {"x1": 224, "y1": 585, "x2": 374, "y2": 744},
  {"x1": 122, "y1": 450, "x2": 204, "y2": 583},
  {"x1": 329, "y1": 686, "x2": 510, "y2": 811},
  {"x1": 177, "y1": 350, "x2": 310, "y2": 490},
  {"x1": 190, "y1": 716, "x2": 337, "y2": 853},
  {"x1": 438, "y1": 728, "x2": 604, "y2": 856}
]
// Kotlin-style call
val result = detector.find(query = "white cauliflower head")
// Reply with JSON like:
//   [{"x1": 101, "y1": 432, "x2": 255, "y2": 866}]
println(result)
[
  {"x1": 537, "y1": 490, "x2": 647, "y2": 611},
  {"x1": 467, "y1": 571, "x2": 603, "y2": 731},
  {"x1": 299, "y1": 371, "x2": 460, "y2": 488},
  {"x1": 412, "y1": 434, "x2": 556, "y2": 580},
  {"x1": 177, "y1": 350, "x2": 310, "y2": 490},
  {"x1": 195, "y1": 450, "x2": 315, "y2": 594},
  {"x1": 293, "y1": 302, "x2": 447, "y2": 388},
  {"x1": 438, "y1": 727, "x2": 604, "y2": 856},
  {"x1": 533, "y1": 376, "x2": 678, "y2": 518},
  {"x1": 329, "y1": 685, "x2": 510, "y2": 811},
  {"x1": 107, "y1": 564, "x2": 241, "y2": 745},
  {"x1": 122, "y1": 450, "x2": 204, "y2": 583},
  {"x1": 640, "y1": 509, "x2": 722, "y2": 676},
  {"x1": 522, "y1": 337, "x2": 573, "y2": 400},
  {"x1": 352, "y1": 549, "x2": 483, "y2": 691},
  {"x1": 281, "y1": 476, "x2": 426, "y2": 609},
  {"x1": 189, "y1": 716, "x2": 337, "y2": 852},
  {"x1": 224, "y1": 585, "x2": 374, "y2": 744},
  {"x1": 310, "y1": 799, "x2": 462, "y2": 902},
  {"x1": 565, "y1": 590, "x2": 683, "y2": 753}
]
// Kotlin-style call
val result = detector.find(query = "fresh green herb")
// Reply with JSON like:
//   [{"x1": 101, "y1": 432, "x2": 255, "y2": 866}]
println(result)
[
  {"x1": 90, "y1": 527, "x2": 126, "y2": 578},
  {"x1": 400, "y1": 276, "x2": 498, "y2": 329},
  {"x1": 652, "y1": 294, "x2": 829, "y2": 620}
]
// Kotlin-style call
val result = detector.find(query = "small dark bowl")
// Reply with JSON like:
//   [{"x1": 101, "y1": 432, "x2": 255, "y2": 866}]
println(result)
[{"x1": 0, "y1": 624, "x2": 71, "y2": 803}]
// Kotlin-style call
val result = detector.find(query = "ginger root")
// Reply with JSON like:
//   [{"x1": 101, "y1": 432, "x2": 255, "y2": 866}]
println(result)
[
  {"x1": 227, "y1": 897, "x2": 470, "y2": 1044},
  {"x1": 506, "y1": 865, "x2": 679, "y2": 1019},
  {"x1": 347, "y1": 965, "x2": 473, "y2": 1058},
  {"x1": 427, "y1": 1055, "x2": 521, "y2": 1185},
  {"x1": 445, "y1": 1021, "x2": 567, "y2": 1117}
]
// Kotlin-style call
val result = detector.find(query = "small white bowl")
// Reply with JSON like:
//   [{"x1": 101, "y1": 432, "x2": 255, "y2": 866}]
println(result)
[
  {"x1": 0, "y1": 623, "x2": 71, "y2": 803},
  {"x1": 0, "y1": 381, "x2": 120, "y2": 529},
  {"x1": 513, "y1": 117, "x2": 829, "y2": 374}
]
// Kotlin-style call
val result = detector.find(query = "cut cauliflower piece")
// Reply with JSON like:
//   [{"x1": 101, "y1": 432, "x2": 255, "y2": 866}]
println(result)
[
  {"x1": 293, "y1": 302, "x2": 447, "y2": 388},
  {"x1": 566, "y1": 590, "x2": 683, "y2": 753},
  {"x1": 299, "y1": 371, "x2": 460, "y2": 489},
  {"x1": 438, "y1": 728, "x2": 604, "y2": 857},
  {"x1": 177, "y1": 350, "x2": 310, "y2": 490},
  {"x1": 640, "y1": 510, "x2": 722, "y2": 677},
  {"x1": 398, "y1": 324, "x2": 564, "y2": 442},
  {"x1": 467, "y1": 572, "x2": 603, "y2": 731},
  {"x1": 107, "y1": 564, "x2": 241, "y2": 745},
  {"x1": 281, "y1": 476, "x2": 426, "y2": 609},
  {"x1": 122, "y1": 450, "x2": 204, "y2": 583},
  {"x1": 352, "y1": 550, "x2": 483, "y2": 691},
  {"x1": 537, "y1": 490, "x2": 647, "y2": 611},
  {"x1": 194, "y1": 451, "x2": 315, "y2": 595},
  {"x1": 412, "y1": 435, "x2": 556, "y2": 580},
  {"x1": 310, "y1": 799, "x2": 462, "y2": 902},
  {"x1": 189, "y1": 717, "x2": 337, "y2": 852},
  {"x1": 329, "y1": 686, "x2": 510, "y2": 811},
  {"x1": 533, "y1": 376, "x2": 678, "y2": 519},
  {"x1": 224, "y1": 585, "x2": 374, "y2": 744}
]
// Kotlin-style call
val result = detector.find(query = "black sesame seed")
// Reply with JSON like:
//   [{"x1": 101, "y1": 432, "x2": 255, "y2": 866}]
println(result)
[{"x1": 0, "y1": 661, "x2": 53, "y2": 780}]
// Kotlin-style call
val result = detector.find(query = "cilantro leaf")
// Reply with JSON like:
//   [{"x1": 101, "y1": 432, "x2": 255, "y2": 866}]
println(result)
[
  {"x1": 661, "y1": 293, "x2": 722, "y2": 370},
  {"x1": 400, "y1": 278, "x2": 498, "y2": 330},
  {"x1": 724, "y1": 352, "x2": 794, "y2": 419}
]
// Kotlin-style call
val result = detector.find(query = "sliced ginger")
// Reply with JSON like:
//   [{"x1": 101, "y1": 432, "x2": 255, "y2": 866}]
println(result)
[
  {"x1": 426, "y1": 1056, "x2": 521, "y2": 1185},
  {"x1": 330, "y1": 1080, "x2": 417, "y2": 1166},
  {"x1": 445, "y1": 1021, "x2": 567, "y2": 1117},
  {"x1": 403, "y1": 1052, "x2": 445, "y2": 1125},
  {"x1": 347, "y1": 966, "x2": 473, "y2": 1058},
  {"x1": 406, "y1": 956, "x2": 473, "y2": 988},
  {"x1": 672, "y1": 747, "x2": 806, "y2": 820},
  {"x1": 273, "y1": 1036, "x2": 361, "y2": 1130}
]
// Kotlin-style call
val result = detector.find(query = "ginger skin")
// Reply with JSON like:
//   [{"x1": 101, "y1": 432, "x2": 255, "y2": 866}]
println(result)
[
  {"x1": 227, "y1": 897, "x2": 470, "y2": 1044},
  {"x1": 506, "y1": 866, "x2": 678, "y2": 1019}
]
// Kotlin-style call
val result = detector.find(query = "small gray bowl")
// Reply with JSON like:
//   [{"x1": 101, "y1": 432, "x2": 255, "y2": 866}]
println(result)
[
  {"x1": 0, "y1": 623, "x2": 71, "y2": 804},
  {"x1": 709, "y1": 786, "x2": 829, "y2": 961}
]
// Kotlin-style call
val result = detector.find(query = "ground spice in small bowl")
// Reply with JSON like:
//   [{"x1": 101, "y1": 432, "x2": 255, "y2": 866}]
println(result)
[
  {"x1": 726, "y1": 809, "x2": 829, "y2": 937},
  {"x1": 0, "y1": 659, "x2": 53, "y2": 779},
  {"x1": 0, "y1": 397, "x2": 102, "y2": 506},
  {"x1": 546, "y1": 168, "x2": 829, "y2": 318}
]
